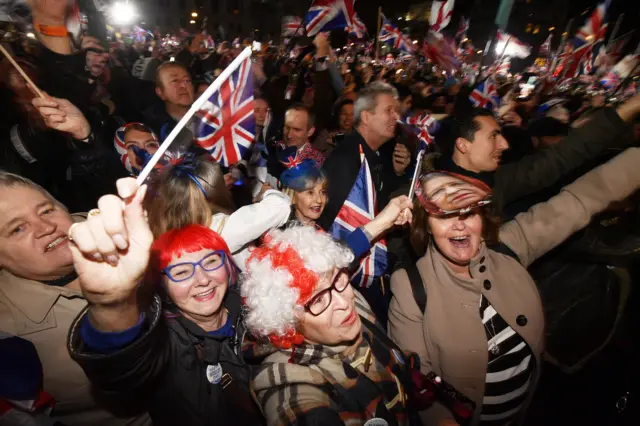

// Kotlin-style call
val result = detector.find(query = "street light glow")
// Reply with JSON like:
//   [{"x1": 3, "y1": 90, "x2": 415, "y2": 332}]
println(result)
[
  {"x1": 191, "y1": 12, "x2": 198, "y2": 17},
  {"x1": 412, "y1": 40, "x2": 418, "y2": 44},
  {"x1": 110, "y1": 2, "x2": 138, "y2": 26},
  {"x1": 190, "y1": 20, "x2": 196, "y2": 24},
  {"x1": 477, "y1": 50, "x2": 483, "y2": 54}
]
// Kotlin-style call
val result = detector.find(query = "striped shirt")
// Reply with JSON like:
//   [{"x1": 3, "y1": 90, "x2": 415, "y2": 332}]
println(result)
[{"x1": 479, "y1": 295, "x2": 533, "y2": 426}]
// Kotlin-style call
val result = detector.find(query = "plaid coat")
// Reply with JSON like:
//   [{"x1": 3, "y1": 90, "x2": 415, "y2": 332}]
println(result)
[{"x1": 251, "y1": 292, "x2": 417, "y2": 426}]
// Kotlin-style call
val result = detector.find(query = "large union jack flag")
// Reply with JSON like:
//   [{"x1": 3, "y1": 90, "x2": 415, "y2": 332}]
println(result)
[
  {"x1": 195, "y1": 55, "x2": 255, "y2": 167},
  {"x1": 329, "y1": 146, "x2": 387, "y2": 288},
  {"x1": 305, "y1": 0, "x2": 356, "y2": 37},
  {"x1": 379, "y1": 14, "x2": 415, "y2": 53},
  {"x1": 469, "y1": 77, "x2": 499, "y2": 110}
]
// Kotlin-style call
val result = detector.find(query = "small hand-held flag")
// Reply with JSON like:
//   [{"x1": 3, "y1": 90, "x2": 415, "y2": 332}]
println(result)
[
  {"x1": 378, "y1": 14, "x2": 416, "y2": 53},
  {"x1": 305, "y1": 0, "x2": 356, "y2": 37},
  {"x1": 137, "y1": 47, "x2": 254, "y2": 184}
]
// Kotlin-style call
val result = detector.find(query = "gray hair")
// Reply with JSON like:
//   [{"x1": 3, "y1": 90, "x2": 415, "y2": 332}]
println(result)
[
  {"x1": 353, "y1": 81, "x2": 399, "y2": 127},
  {"x1": 0, "y1": 171, "x2": 68, "y2": 213}
]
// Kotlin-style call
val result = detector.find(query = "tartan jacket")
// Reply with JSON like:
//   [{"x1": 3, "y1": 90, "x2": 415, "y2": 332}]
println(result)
[{"x1": 251, "y1": 291, "x2": 417, "y2": 426}]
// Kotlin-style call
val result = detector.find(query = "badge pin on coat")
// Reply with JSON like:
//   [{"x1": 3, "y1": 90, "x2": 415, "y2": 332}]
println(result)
[{"x1": 206, "y1": 363, "x2": 223, "y2": 384}]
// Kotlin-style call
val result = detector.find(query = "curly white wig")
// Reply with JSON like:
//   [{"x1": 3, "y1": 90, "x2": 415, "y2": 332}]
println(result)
[{"x1": 241, "y1": 226, "x2": 354, "y2": 347}]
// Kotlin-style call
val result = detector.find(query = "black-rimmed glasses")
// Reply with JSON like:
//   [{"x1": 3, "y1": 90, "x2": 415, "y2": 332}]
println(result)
[
  {"x1": 162, "y1": 251, "x2": 226, "y2": 283},
  {"x1": 303, "y1": 270, "x2": 350, "y2": 316}
]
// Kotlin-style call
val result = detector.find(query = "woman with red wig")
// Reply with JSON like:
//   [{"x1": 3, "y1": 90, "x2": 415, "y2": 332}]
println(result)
[
  {"x1": 66, "y1": 178, "x2": 263, "y2": 426},
  {"x1": 242, "y1": 226, "x2": 424, "y2": 426}
]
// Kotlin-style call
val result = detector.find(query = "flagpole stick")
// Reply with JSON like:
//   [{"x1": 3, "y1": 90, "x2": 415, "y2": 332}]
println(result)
[
  {"x1": 408, "y1": 149, "x2": 425, "y2": 202},
  {"x1": 375, "y1": 7, "x2": 382, "y2": 61},
  {"x1": 608, "y1": 13, "x2": 624, "y2": 49},
  {"x1": 493, "y1": 36, "x2": 511, "y2": 78},
  {"x1": 137, "y1": 47, "x2": 253, "y2": 184},
  {"x1": 611, "y1": 61, "x2": 640, "y2": 97},
  {"x1": 550, "y1": 18, "x2": 573, "y2": 75},
  {"x1": 0, "y1": 44, "x2": 45, "y2": 98}
]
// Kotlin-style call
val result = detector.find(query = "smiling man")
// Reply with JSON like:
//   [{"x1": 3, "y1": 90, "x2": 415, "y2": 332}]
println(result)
[
  {"x1": 318, "y1": 81, "x2": 413, "y2": 327},
  {"x1": 0, "y1": 172, "x2": 150, "y2": 426}
]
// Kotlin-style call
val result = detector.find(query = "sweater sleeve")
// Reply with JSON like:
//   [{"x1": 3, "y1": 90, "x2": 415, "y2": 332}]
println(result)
[
  {"x1": 217, "y1": 189, "x2": 291, "y2": 253},
  {"x1": 494, "y1": 107, "x2": 629, "y2": 209},
  {"x1": 499, "y1": 147, "x2": 640, "y2": 267}
]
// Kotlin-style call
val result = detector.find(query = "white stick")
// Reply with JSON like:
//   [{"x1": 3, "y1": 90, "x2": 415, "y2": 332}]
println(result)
[
  {"x1": 0, "y1": 44, "x2": 45, "y2": 98},
  {"x1": 408, "y1": 149, "x2": 425, "y2": 201},
  {"x1": 137, "y1": 47, "x2": 253, "y2": 184}
]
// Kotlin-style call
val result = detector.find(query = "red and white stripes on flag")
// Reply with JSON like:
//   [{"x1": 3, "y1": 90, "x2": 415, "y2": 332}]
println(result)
[
  {"x1": 496, "y1": 57, "x2": 511, "y2": 75},
  {"x1": 430, "y1": 0, "x2": 455, "y2": 33},
  {"x1": 282, "y1": 16, "x2": 303, "y2": 37}
]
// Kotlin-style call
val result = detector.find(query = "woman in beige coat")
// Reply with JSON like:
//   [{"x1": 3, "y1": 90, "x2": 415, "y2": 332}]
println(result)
[{"x1": 388, "y1": 148, "x2": 640, "y2": 426}]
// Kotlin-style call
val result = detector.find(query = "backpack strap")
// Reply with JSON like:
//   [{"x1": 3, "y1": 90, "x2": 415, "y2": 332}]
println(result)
[{"x1": 403, "y1": 261, "x2": 427, "y2": 314}]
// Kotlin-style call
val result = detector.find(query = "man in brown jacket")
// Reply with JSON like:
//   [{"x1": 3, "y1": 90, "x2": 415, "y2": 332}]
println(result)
[{"x1": 0, "y1": 172, "x2": 150, "y2": 426}]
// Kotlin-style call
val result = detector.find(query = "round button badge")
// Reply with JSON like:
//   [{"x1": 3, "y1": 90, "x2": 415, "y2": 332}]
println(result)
[{"x1": 206, "y1": 363, "x2": 223, "y2": 384}]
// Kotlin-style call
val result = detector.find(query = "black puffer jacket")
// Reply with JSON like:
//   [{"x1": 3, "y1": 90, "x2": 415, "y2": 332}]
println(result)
[{"x1": 68, "y1": 289, "x2": 264, "y2": 426}]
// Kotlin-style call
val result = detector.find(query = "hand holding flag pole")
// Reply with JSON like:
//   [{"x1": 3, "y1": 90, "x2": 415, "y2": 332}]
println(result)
[
  {"x1": 0, "y1": 44, "x2": 45, "y2": 98},
  {"x1": 136, "y1": 47, "x2": 253, "y2": 185}
]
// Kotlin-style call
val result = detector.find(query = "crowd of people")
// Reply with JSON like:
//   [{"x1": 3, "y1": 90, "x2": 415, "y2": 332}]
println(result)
[{"x1": 1, "y1": 1, "x2": 640, "y2": 426}]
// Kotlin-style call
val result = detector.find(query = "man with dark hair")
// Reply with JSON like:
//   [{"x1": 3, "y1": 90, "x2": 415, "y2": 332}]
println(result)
[{"x1": 435, "y1": 95, "x2": 640, "y2": 212}]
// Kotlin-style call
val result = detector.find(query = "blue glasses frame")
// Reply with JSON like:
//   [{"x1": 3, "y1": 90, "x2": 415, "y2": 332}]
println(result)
[{"x1": 162, "y1": 251, "x2": 227, "y2": 283}]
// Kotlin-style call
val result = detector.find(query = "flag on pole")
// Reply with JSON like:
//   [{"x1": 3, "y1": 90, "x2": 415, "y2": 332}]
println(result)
[
  {"x1": 379, "y1": 14, "x2": 416, "y2": 52},
  {"x1": 329, "y1": 146, "x2": 387, "y2": 289},
  {"x1": 496, "y1": 57, "x2": 511, "y2": 75},
  {"x1": 282, "y1": 16, "x2": 303, "y2": 37},
  {"x1": 469, "y1": 77, "x2": 499, "y2": 110},
  {"x1": 430, "y1": 0, "x2": 455, "y2": 33},
  {"x1": 405, "y1": 114, "x2": 439, "y2": 152},
  {"x1": 421, "y1": 31, "x2": 460, "y2": 76},
  {"x1": 496, "y1": 30, "x2": 531, "y2": 58},
  {"x1": 305, "y1": 0, "x2": 356, "y2": 37},
  {"x1": 604, "y1": 31, "x2": 633, "y2": 67},
  {"x1": 455, "y1": 16, "x2": 469, "y2": 39},
  {"x1": 195, "y1": 53, "x2": 255, "y2": 167},
  {"x1": 539, "y1": 33, "x2": 552, "y2": 56},
  {"x1": 575, "y1": 0, "x2": 611, "y2": 46},
  {"x1": 347, "y1": 12, "x2": 368, "y2": 38}
]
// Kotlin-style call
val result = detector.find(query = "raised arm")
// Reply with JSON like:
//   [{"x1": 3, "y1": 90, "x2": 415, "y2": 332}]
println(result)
[
  {"x1": 495, "y1": 94, "x2": 640, "y2": 208},
  {"x1": 67, "y1": 178, "x2": 168, "y2": 403},
  {"x1": 499, "y1": 147, "x2": 640, "y2": 267}
]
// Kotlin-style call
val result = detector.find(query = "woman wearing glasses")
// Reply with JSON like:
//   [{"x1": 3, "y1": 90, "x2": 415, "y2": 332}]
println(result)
[
  {"x1": 66, "y1": 178, "x2": 263, "y2": 426},
  {"x1": 388, "y1": 148, "x2": 640, "y2": 426},
  {"x1": 242, "y1": 226, "x2": 423, "y2": 426}
]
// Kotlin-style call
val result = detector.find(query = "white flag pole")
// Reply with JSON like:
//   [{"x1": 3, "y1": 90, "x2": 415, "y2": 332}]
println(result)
[
  {"x1": 408, "y1": 149, "x2": 425, "y2": 202},
  {"x1": 137, "y1": 47, "x2": 253, "y2": 184}
]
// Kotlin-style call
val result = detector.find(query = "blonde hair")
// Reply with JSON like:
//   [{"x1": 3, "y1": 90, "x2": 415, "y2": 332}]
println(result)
[{"x1": 144, "y1": 157, "x2": 235, "y2": 237}]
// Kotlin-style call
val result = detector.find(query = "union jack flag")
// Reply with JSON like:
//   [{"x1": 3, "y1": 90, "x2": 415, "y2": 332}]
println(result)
[
  {"x1": 406, "y1": 114, "x2": 439, "y2": 152},
  {"x1": 195, "y1": 55, "x2": 255, "y2": 167},
  {"x1": 455, "y1": 16, "x2": 469, "y2": 40},
  {"x1": 539, "y1": 33, "x2": 552, "y2": 57},
  {"x1": 379, "y1": 14, "x2": 415, "y2": 53},
  {"x1": 603, "y1": 31, "x2": 633, "y2": 67},
  {"x1": 430, "y1": 0, "x2": 455, "y2": 33},
  {"x1": 496, "y1": 57, "x2": 511, "y2": 75},
  {"x1": 600, "y1": 69, "x2": 621, "y2": 89},
  {"x1": 305, "y1": 0, "x2": 356, "y2": 37},
  {"x1": 347, "y1": 12, "x2": 367, "y2": 39},
  {"x1": 329, "y1": 146, "x2": 387, "y2": 288},
  {"x1": 575, "y1": 0, "x2": 611, "y2": 46},
  {"x1": 282, "y1": 16, "x2": 303, "y2": 37},
  {"x1": 422, "y1": 32, "x2": 460, "y2": 76},
  {"x1": 469, "y1": 77, "x2": 499, "y2": 110}
]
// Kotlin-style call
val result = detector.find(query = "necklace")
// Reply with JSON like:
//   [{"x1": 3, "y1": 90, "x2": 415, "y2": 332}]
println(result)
[{"x1": 484, "y1": 316, "x2": 500, "y2": 356}]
